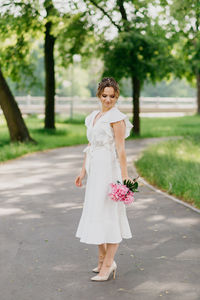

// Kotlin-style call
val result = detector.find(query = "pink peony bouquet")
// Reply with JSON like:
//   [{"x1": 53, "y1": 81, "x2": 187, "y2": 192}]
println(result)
[{"x1": 108, "y1": 176, "x2": 139, "y2": 205}]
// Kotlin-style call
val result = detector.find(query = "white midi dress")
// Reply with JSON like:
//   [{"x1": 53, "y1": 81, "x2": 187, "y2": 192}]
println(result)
[{"x1": 75, "y1": 105, "x2": 133, "y2": 244}]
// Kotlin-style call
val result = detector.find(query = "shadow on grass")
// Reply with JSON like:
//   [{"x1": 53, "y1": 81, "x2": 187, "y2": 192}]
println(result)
[
  {"x1": 0, "y1": 139, "x2": 11, "y2": 147},
  {"x1": 56, "y1": 118, "x2": 85, "y2": 125},
  {"x1": 31, "y1": 128, "x2": 69, "y2": 136}
]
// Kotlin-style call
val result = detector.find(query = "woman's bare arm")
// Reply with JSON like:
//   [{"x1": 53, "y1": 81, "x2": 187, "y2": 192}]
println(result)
[
  {"x1": 80, "y1": 142, "x2": 91, "y2": 177},
  {"x1": 111, "y1": 121, "x2": 129, "y2": 180},
  {"x1": 80, "y1": 155, "x2": 86, "y2": 177},
  {"x1": 75, "y1": 142, "x2": 91, "y2": 187}
]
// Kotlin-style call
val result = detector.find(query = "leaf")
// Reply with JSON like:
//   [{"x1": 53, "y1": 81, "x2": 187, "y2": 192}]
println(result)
[{"x1": 133, "y1": 182, "x2": 138, "y2": 189}]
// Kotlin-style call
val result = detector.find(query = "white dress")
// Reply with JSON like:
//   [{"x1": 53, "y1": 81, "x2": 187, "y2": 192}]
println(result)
[{"x1": 75, "y1": 105, "x2": 133, "y2": 244}]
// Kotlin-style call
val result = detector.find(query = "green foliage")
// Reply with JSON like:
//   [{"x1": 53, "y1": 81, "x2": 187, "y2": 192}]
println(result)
[
  {"x1": 0, "y1": 0, "x2": 95, "y2": 91},
  {"x1": 102, "y1": 25, "x2": 176, "y2": 84},
  {"x1": 122, "y1": 179, "x2": 139, "y2": 192},
  {"x1": 0, "y1": 1, "x2": 42, "y2": 88},
  {"x1": 165, "y1": 0, "x2": 200, "y2": 81},
  {"x1": 141, "y1": 78, "x2": 196, "y2": 97},
  {"x1": 56, "y1": 13, "x2": 94, "y2": 67},
  {"x1": 85, "y1": 1, "x2": 178, "y2": 89}
]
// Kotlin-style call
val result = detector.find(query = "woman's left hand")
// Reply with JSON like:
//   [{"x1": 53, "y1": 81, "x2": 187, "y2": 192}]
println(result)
[
  {"x1": 122, "y1": 176, "x2": 135, "y2": 184},
  {"x1": 122, "y1": 175, "x2": 139, "y2": 184}
]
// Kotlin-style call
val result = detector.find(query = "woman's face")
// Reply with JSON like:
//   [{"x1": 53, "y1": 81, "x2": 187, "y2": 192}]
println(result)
[{"x1": 99, "y1": 87, "x2": 118, "y2": 110}]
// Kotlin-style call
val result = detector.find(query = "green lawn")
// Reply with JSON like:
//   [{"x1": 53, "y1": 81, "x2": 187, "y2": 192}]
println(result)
[
  {"x1": 141, "y1": 114, "x2": 200, "y2": 137},
  {"x1": 0, "y1": 114, "x2": 88, "y2": 163},
  {"x1": 135, "y1": 135, "x2": 200, "y2": 209}
]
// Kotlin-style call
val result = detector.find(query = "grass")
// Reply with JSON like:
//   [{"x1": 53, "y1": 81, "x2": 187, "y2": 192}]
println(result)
[
  {"x1": 135, "y1": 135, "x2": 200, "y2": 209},
  {"x1": 0, "y1": 114, "x2": 88, "y2": 163},
  {"x1": 140, "y1": 114, "x2": 200, "y2": 138}
]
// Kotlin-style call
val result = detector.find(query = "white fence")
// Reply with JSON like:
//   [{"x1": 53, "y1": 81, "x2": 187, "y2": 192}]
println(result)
[{"x1": 0, "y1": 96, "x2": 197, "y2": 117}]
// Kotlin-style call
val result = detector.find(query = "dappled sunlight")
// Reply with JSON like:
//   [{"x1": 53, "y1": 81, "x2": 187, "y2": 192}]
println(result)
[
  {"x1": 63, "y1": 205, "x2": 83, "y2": 211},
  {"x1": 136, "y1": 197, "x2": 156, "y2": 203},
  {"x1": 20, "y1": 186, "x2": 52, "y2": 196},
  {"x1": 152, "y1": 143, "x2": 200, "y2": 164},
  {"x1": 53, "y1": 263, "x2": 79, "y2": 272},
  {"x1": 175, "y1": 143, "x2": 200, "y2": 163},
  {"x1": 0, "y1": 170, "x2": 70, "y2": 190},
  {"x1": 51, "y1": 202, "x2": 83, "y2": 210},
  {"x1": 134, "y1": 280, "x2": 198, "y2": 297},
  {"x1": 0, "y1": 160, "x2": 50, "y2": 172},
  {"x1": 176, "y1": 248, "x2": 200, "y2": 260},
  {"x1": 136, "y1": 237, "x2": 172, "y2": 252},
  {"x1": 133, "y1": 197, "x2": 156, "y2": 209},
  {"x1": 167, "y1": 217, "x2": 199, "y2": 226},
  {"x1": 0, "y1": 207, "x2": 25, "y2": 216},
  {"x1": 2, "y1": 196, "x2": 20, "y2": 204},
  {"x1": 152, "y1": 237, "x2": 172, "y2": 247},
  {"x1": 147, "y1": 215, "x2": 166, "y2": 222},
  {"x1": 18, "y1": 213, "x2": 42, "y2": 220},
  {"x1": 53, "y1": 153, "x2": 83, "y2": 160}
]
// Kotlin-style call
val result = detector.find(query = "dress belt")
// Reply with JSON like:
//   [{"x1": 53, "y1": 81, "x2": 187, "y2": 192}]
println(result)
[{"x1": 82, "y1": 143, "x2": 116, "y2": 175}]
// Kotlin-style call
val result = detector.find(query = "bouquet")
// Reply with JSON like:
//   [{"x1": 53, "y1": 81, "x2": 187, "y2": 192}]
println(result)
[{"x1": 108, "y1": 176, "x2": 139, "y2": 205}]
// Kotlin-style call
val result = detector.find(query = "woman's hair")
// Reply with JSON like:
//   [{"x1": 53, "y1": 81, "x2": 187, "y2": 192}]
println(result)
[{"x1": 96, "y1": 77, "x2": 120, "y2": 98}]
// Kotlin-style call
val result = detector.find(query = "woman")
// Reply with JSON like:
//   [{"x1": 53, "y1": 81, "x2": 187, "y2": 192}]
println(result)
[{"x1": 74, "y1": 77, "x2": 134, "y2": 281}]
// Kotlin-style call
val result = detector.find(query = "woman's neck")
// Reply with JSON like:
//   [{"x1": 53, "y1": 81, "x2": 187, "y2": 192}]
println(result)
[{"x1": 101, "y1": 105, "x2": 115, "y2": 113}]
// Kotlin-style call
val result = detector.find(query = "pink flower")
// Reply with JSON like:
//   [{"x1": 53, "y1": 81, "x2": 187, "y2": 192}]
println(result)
[{"x1": 108, "y1": 182, "x2": 135, "y2": 205}]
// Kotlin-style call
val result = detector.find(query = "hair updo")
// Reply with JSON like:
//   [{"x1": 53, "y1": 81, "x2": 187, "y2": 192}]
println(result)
[{"x1": 96, "y1": 77, "x2": 120, "y2": 99}]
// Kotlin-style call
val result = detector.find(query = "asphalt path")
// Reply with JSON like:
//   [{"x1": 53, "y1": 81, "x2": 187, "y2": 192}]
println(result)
[{"x1": 0, "y1": 138, "x2": 199, "y2": 300}]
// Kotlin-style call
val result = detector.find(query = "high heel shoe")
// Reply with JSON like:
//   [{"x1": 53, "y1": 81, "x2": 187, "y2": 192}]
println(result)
[
  {"x1": 92, "y1": 266, "x2": 101, "y2": 273},
  {"x1": 92, "y1": 256, "x2": 106, "y2": 273},
  {"x1": 91, "y1": 261, "x2": 117, "y2": 281}
]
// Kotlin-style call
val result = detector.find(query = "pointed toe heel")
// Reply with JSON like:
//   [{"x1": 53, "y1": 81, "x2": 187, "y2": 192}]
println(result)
[
  {"x1": 91, "y1": 261, "x2": 117, "y2": 281},
  {"x1": 92, "y1": 266, "x2": 99, "y2": 273}
]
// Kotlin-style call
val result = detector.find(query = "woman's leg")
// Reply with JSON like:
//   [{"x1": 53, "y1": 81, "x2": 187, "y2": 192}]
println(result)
[
  {"x1": 97, "y1": 243, "x2": 107, "y2": 270},
  {"x1": 98, "y1": 243, "x2": 119, "y2": 276}
]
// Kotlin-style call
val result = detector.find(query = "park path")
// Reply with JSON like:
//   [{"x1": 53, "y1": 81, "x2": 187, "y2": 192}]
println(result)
[{"x1": 0, "y1": 138, "x2": 199, "y2": 300}]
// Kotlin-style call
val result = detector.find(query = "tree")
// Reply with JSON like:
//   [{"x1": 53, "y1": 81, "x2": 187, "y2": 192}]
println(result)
[
  {"x1": 0, "y1": 1, "x2": 37, "y2": 143},
  {"x1": 102, "y1": 28, "x2": 175, "y2": 134},
  {"x1": 0, "y1": 68, "x2": 35, "y2": 143},
  {"x1": 167, "y1": 0, "x2": 200, "y2": 114},
  {"x1": 0, "y1": 0, "x2": 92, "y2": 129},
  {"x1": 44, "y1": 0, "x2": 57, "y2": 129},
  {"x1": 84, "y1": 0, "x2": 176, "y2": 135},
  {"x1": 43, "y1": 1, "x2": 93, "y2": 128}
]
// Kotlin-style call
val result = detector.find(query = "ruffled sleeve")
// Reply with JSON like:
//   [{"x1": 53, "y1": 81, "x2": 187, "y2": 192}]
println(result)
[{"x1": 103, "y1": 107, "x2": 133, "y2": 139}]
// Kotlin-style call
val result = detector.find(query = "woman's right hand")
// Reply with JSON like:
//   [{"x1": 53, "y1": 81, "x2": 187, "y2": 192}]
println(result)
[{"x1": 75, "y1": 173, "x2": 85, "y2": 187}]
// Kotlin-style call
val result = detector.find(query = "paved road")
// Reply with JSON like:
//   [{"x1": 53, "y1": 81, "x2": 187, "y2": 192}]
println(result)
[{"x1": 0, "y1": 138, "x2": 199, "y2": 300}]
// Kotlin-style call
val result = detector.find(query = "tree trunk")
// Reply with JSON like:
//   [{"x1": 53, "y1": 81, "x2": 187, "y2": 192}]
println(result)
[
  {"x1": 0, "y1": 68, "x2": 36, "y2": 143},
  {"x1": 197, "y1": 71, "x2": 200, "y2": 114},
  {"x1": 44, "y1": 19, "x2": 56, "y2": 129},
  {"x1": 131, "y1": 76, "x2": 141, "y2": 135}
]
